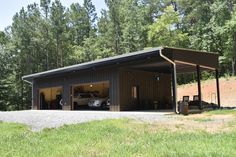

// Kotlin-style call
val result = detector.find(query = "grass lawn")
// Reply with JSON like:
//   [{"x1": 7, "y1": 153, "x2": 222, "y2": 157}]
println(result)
[
  {"x1": 1, "y1": 110, "x2": 236, "y2": 157},
  {"x1": 207, "y1": 109, "x2": 236, "y2": 116}
]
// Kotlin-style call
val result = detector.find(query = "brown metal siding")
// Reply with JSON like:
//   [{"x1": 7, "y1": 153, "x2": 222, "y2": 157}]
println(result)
[
  {"x1": 27, "y1": 47, "x2": 220, "y2": 112},
  {"x1": 32, "y1": 81, "x2": 37, "y2": 110},
  {"x1": 119, "y1": 69, "x2": 172, "y2": 111},
  {"x1": 33, "y1": 68, "x2": 120, "y2": 111}
]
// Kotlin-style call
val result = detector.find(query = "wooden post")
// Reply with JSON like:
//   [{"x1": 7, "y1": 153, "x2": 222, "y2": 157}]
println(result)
[
  {"x1": 216, "y1": 69, "x2": 221, "y2": 108},
  {"x1": 171, "y1": 64, "x2": 177, "y2": 113},
  {"x1": 196, "y1": 65, "x2": 202, "y2": 109}
]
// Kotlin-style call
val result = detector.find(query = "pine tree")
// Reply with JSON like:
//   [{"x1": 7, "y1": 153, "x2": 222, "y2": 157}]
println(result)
[{"x1": 50, "y1": 0, "x2": 68, "y2": 67}]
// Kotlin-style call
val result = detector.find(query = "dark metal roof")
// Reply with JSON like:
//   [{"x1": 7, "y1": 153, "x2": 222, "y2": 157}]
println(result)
[{"x1": 22, "y1": 47, "x2": 219, "y2": 82}]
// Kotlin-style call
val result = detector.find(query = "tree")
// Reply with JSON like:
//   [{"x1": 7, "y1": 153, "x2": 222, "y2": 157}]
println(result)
[
  {"x1": 96, "y1": 9, "x2": 114, "y2": 57},
  {"x1": 83, "y1": 0, "x2": 97, "y2": 36},
  {"x1": 177, "y1": 0, "x2": 231, "y2": 52},
  {"x1": 40, "y1": 0, "x2": 51, "y2": 19},
  {"x1": 69, "y1": 3, "x2": 87, "y2": 46},
  {"x1": 148, "y1": 5, "x2": 188, "y2": 47},
  {"x1": 50, "y1": 0, "x2": 68, "y2": 67},
  {"x1": 69, "y1": 0, "x2": 97, "y2": 46},
  {"x1": 121, "y1": 0, "x2": 147, "y2": 53},
  {"x1": 0, "y1": 42, "x2": 10, "y2": 110},
  {"x1": 225, "y1": 6, "x2": 236, "y2": 75},
  {"x1": 40, "y1": 0, "x2": 52, "y2": 70},
  {"x1": 0, "y1": 33, "x2": 22, "y2": 110},
  {"x1": 105, "y1": 0, "x2": 123, "y2": 54},
  {"x1": 0, "y1": 31, "x2": 8, "y2": 45}
]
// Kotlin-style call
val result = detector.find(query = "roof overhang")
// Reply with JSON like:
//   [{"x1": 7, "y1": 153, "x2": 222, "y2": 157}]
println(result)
[{"x1": 22, "y1": 47, "x2": 219, "y2": 83}]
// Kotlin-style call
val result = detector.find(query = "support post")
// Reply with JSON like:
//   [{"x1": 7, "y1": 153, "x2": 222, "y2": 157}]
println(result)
[
  {"x1": 62, "y1": 78, "x2": 71, "y2": 110},
  {"x1": 31, "y1": 80, "x2": 34, "y2": 110},
  {"x1": 215, "y1": 69, "x2": 221, "y2": 108},
  {"x1": 196, "y1": 65, "x2": 202, "y2": 109},
  {"x1": 171, "y1": 64, "x2": 177, "y2": 113}
]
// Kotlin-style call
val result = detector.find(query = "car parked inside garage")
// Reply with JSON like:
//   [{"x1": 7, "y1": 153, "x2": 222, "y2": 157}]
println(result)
[
  {"x1": 88, "y1": 97, "x2": 110, "y2": 109},
  {"x1": 73, "y1": 93, "x2": 98, "y2": 109}
]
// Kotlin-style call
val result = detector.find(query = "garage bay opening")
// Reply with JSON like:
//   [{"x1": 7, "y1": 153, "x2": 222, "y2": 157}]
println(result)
[
  {"x1": 39, "y1": 87, "x2": 63, "y2": 110},
  {"x1": 72, "y1": 81, "x2": 110, "y2": 110}
]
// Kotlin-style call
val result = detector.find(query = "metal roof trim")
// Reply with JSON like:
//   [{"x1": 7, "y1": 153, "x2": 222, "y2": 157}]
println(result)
[{"x1": 22, "y1": 47, "x2": 163, "y2": 81}]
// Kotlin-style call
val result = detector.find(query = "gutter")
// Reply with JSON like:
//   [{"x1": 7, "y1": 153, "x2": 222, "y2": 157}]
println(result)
[
  {"x1": 22, "y1": 79, "x2": 32, "y2": 85},
  {"x1": 159, "y1": 47, "x2": 179, "y2": 114}
]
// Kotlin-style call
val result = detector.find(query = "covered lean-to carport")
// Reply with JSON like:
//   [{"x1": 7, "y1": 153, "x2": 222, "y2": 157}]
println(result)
[{"x1": 22, "y1": 47, "x2": 220, "y2": 113}]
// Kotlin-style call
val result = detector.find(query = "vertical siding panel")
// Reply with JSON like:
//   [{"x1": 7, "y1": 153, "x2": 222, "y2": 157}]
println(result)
[
  {"x1": 119, "y1": 69, "x2": 171, "y2": 111},
  {"x1": 32, "y1": 81, "x2": 38, "y2": 109},
  {"x1": 33, "y1": 67, "x2": 171, "y2": 111},
  {"x1": 34, "y1": 68, "x2": 120, "y2": 111}
]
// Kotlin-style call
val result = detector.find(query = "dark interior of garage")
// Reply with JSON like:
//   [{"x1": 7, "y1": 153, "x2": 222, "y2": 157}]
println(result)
[{"x1": 39, "y1": 87, "x2": 63, "y2": 110}]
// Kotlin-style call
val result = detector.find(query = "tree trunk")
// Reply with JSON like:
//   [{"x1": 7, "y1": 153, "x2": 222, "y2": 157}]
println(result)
[
  {"x1": 59, "y1": 33, "x2": 63, "y2": 67},
  {"x1": 56, "y1": 33, "x2": 59, "y2": 67},
  {"x1": 232, "y1": 58, "x2": 235, "y2": 76},
  {"x1": 115, "y1": 24, "x2": 119, "y2": 54},
  {"x1": 46, "y1": 28, "x2": 49, "y2": 70},
  {"x1": 45, "y1": 8, "x2": 49, "y2": 70}
]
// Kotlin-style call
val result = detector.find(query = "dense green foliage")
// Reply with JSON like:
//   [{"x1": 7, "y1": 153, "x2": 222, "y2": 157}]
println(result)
[
  {"x1": 0, "y1": 118, "x2": 236, "y2": 157},
  {"x1": 0, "y1": 0, "x2": 236, "y2": 110}
]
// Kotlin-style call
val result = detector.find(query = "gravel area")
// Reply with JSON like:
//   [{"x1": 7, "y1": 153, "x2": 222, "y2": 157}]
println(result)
[{"x1": 0, "y1": 110, "x2": 173, "y2": 131}]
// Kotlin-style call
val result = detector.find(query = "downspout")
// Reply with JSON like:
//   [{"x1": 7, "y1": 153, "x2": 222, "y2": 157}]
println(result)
[{"x1": 159, "y1": 48, "x2": 179, "y2": 113}]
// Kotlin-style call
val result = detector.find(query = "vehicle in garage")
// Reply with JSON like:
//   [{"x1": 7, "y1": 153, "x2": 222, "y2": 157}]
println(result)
[
  {"x1": 73, "y1": 92, "x2": 98, "y2": 108},
  {"x1": 88, "y1": 97, "x2": 110, "y2": 109},
  {"x1": 72, "y1": 82, "x2": 109, "y2": 110}
]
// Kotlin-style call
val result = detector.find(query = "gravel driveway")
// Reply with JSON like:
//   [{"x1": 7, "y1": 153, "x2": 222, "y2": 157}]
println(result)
[{"x1": 0, "y1": 110, "x2": 173, "y2": 131}]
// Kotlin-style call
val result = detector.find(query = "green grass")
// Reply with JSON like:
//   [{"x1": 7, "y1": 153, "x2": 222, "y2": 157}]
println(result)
[
  {"x1": 207, "y1": 109, "x2": 236, "y2": 116},
  {"x1": 193, "y1": 118, "x2": 212, "y2": 122},
  {"x1": 1, "y1": 119, "x2": 236, "y2": 157}
]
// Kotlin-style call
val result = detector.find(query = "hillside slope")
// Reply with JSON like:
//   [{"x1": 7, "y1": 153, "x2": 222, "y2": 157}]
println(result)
[{"x1": 177, "y1": 77, "x2": 236, "y2": 107}]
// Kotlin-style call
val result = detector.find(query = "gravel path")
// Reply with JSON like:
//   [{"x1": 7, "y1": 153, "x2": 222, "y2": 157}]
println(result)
[{"x1": 0, "y1": 110, "x2": 173, "y2": 131}]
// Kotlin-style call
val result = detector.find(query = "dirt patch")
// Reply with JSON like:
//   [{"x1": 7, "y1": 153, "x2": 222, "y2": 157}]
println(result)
[{"x1": 178, "y1": 77, "x2": 236, "y2": 107}]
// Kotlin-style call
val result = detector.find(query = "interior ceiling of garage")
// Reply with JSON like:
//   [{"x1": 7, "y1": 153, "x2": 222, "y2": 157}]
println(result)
[{"x1": 128, "y1": 61, "x2": 209, "y2": 74}]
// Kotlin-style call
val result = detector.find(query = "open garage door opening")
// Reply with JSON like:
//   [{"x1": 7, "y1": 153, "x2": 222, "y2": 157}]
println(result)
[
  {"x1": 39, "y1": 87, "x2": 63, "y2": 110},
  {"x1": 72, "y1": 81, "x2": 110, "y2": 110}
]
